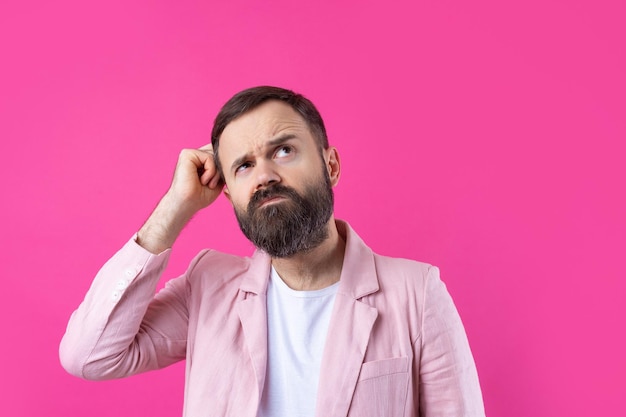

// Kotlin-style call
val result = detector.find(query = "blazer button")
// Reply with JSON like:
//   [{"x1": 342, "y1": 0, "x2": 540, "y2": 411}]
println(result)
[{"x1": 115, "y1": 279, "x2": 130, "y2": 290}]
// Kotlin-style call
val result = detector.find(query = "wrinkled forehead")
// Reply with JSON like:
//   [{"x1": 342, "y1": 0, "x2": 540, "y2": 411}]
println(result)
[
  {"x1": 218, "y1": 101, "x2": 316, "y2": 160},
  {"x1": 228, "y1": 101, "x2": 307, "y2": 136}
]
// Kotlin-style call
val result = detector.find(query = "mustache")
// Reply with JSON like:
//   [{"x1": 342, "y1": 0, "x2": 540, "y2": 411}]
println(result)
[{"x1": 248, "y1": 184, "x2": 301, "y2": 211}]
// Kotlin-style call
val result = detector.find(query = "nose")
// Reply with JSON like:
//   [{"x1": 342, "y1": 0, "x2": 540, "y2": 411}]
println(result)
[{"x1": 255, "y1": 161, "x2": 281, "y2": 190}]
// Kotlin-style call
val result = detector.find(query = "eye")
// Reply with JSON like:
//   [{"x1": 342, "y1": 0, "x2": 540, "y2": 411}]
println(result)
[
  {"x1": 235, "y1": 161, "x2": 252, "y2": 174},
  {"x1": 275, "y1": 145, "x2": 293, "y2": 158}
]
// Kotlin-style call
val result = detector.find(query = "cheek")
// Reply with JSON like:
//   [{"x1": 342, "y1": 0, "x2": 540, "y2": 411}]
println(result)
[
  {"x1": 228, "y1": 190, "x2": 251, "y2": 212},
  {"x1": 223, "y1": 179, "x2": 250, "y2": 206}
]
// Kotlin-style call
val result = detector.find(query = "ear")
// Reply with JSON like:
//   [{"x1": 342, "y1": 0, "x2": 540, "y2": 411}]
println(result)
[
  {"x1": 324, "y1": 147, "x2": 341, "y2": 187},
  {"x1": 222, "y1": 185, "x2": 233, "y2": 205}
]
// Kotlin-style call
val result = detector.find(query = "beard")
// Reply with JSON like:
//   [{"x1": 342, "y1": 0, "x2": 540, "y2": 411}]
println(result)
[{"x1": 234, "y1": 169, "x2": 334, "y2": 258}]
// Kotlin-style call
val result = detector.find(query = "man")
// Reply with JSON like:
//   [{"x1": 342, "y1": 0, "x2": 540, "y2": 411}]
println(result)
[{"x1": 60, "y1": 86, "x2": 485, "y2": 416}]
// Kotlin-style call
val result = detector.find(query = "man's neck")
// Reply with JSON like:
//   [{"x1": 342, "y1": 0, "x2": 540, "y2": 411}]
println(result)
[{"x1": 271, "y1": 218, "x2": 345, "y2": 291}]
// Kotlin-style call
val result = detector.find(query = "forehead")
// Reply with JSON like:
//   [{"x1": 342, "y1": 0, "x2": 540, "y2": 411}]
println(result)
[{"x1": 219, "y1": 100, "x2": 313, "y2": 155}]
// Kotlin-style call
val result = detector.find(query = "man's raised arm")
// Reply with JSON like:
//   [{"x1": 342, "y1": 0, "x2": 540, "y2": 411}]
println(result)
[{"x1": 59, "y1": 145, "x2": 223, "y2": 379}]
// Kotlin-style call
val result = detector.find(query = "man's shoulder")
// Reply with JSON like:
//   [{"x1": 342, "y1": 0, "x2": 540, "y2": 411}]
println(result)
[
  {"x1": 372, "y1": 252, "x2": 433, "y2": 274},
  {"x1": 362, "y1": 252, "x2": 438, "y2": 328},
  {"x1": 372, "y1": 252, "x2": 434, "y2": 283},
  {"x1": 192, "y1": 248, "x2": 252, "y2": 268},
  {"x1": 341, "y1": 219, "x2": 436, "y2": 289},
  {"x1": 182, "y1": 248, "x2": 270, "y2": 293},
  {"x1": 182, "y1": 249, "x2": 253, "y2": 286}
]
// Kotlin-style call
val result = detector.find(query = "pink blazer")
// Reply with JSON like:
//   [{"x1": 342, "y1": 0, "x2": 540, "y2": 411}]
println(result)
[{"x1": 60, "y1": 221, "x2": 484, "y2": 416}]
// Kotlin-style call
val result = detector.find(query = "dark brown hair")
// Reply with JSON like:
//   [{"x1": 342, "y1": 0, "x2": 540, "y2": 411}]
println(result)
[{"x1": 210, "y1": 86, "x2": 329, "y2": 173}]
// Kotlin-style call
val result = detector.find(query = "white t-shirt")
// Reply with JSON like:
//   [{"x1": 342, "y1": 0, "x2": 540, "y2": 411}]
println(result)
[{"x1": 257, "y1": 267, "x2": 339, "y2": 417}]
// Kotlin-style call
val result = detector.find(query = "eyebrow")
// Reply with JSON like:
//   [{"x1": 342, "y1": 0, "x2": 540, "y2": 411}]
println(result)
[{"x1": 230, "y1": 133, "x2": 298, "y2": 172}]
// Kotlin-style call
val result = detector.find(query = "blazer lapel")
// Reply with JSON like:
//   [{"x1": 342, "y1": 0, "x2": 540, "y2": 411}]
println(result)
[
  {"x1": 315, "y1": 294, "x2": 378, "y2": 416},
  {"x1": 315, "y1": 221, "x2": 380, "y2": 416},
  {"x1": 237, "y1": 250, "x2": 272, "y2": 408}
]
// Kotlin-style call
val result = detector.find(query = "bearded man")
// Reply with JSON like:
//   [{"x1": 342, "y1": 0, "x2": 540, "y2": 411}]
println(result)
[{"x1": 60, "y1": 86, "x2": 485, "y2": 417}]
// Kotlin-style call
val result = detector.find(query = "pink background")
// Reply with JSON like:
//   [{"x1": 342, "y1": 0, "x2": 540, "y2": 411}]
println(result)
[{"x1": 1, "y1": 0, "x2": 624, "y2": 415}]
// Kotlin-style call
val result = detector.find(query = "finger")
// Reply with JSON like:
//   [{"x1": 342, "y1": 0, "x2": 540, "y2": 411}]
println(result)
[
  {"x1": 179, "y1": 148, "x2": 209, "y2": 170},
  {"x1": 209, "y1": 171, "x2": 223, "y2": 189},
  {"x1": 196, "y1": 144, "x2": 222, "y2": 188},
  {"x1": 199, "y1": 155, "x2": 218, "y2": 185}
]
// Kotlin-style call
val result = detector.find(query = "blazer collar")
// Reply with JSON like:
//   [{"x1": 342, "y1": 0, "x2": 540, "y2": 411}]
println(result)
[
  {"x1": 335, "y1": 220, "x2": 380, "y2": 300},
  {"x1": 237, "y1": 220, "x2": 380, "y2": 300},
  {"x1": 239, "y1": 249, "x2": 271, "y2": 295}
]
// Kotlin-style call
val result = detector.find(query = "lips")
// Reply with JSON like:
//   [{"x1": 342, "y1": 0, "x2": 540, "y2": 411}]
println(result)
[
  {"x1": 258, "y1": 195, "x2": 287, "y2": 208},
  {"x1": 248, "y1": 184, "x2": 302, "y2": 214},
  {"x1": 251, "y1": 190, "x2": 291, "y2": 211}
]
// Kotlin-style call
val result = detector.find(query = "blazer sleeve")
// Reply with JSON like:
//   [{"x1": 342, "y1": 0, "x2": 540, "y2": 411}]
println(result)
[
  {"x1": 59, "y1": 237, "x2": 190, "y2": 380},
  {"x1": 416, "y1": 266, "x2": 486, "y2": 416}
]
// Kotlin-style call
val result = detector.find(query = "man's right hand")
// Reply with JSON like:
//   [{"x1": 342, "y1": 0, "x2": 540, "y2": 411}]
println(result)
[{"x1": 136, "y1": 144, "x2": 224, "y2": 254}]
